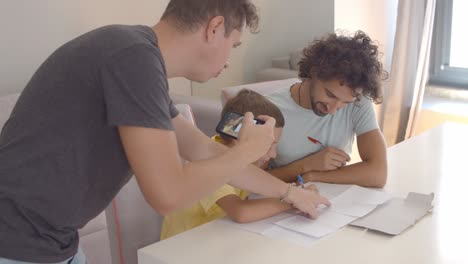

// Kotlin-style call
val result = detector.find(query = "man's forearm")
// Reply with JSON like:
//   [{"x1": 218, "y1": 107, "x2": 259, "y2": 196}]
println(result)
[
  {"x1": 268, "y1": 161, "x2": 303, "y2": 183},
  {"x1": 173, "y1": 114, "x2": 228, "y2": 161},
  {"x1": 229, "y1": 165, "x2": 289, "y2": 199},
  {"x1": 303, "y1": 160, "x2": 387, "y2": 188},
  {"x1": 171, "y1": 114, "x2": 291, "y2": 204}
]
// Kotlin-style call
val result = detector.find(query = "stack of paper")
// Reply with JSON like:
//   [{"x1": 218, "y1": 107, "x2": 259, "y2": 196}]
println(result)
[
  {"x1": 223, "y1": 183, "x2": 393, "y2": 247},
  {"x1": 272, "y1": 184, "x2": 392, "y2": 239}
]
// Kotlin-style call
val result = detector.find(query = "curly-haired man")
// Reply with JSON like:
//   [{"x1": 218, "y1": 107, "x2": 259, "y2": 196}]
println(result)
[{"x1": 267, "y1": 31, "x2": 388, "y2": 188}]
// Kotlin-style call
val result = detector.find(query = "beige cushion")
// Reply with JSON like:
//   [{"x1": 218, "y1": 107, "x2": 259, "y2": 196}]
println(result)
[
  {"x1": 171, "y1": 94, "x2": 222, "y2": 137},
  {"x1": 256, "y1": 68, "x2": 299, "y2": 83},
  {"x1": 289, "y1": 49, "x2": 303, "y2": 71}
]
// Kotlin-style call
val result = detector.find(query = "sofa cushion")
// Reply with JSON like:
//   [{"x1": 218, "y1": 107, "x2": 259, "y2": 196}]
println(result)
[
  {"x1": 106, "y1": 177, "x2": 163, "y2": 264},
  {"x1": 289, "y1": 49, "x2": 303, "y2": 71},
  {"x1": 256, "y1": 68, "x2": 299, "y2": 83},
  {"x1": 79, "y1": 227, "x2": 112, "y2": 264},
  {"x1": 78, "y1": 212, "x2": 108, "y2": 237},
  {"x1": 171, "y1": 94, "x2": 222, "y2": 137}
]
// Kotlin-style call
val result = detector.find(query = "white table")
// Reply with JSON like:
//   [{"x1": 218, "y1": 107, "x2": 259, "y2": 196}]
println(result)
[{"x1": 139, "y1": 122, "x2": 468, "y2": 264}]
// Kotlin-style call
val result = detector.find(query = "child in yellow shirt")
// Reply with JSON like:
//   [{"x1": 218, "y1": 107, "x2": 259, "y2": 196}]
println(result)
[{"x1": 160, "y1": 89, "x2": 317, "y2": 240}]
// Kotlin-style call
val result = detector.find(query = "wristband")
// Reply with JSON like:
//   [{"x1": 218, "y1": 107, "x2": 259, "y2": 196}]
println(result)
[{"x1": 279, "y1": 183, "x2": 293, "y2": 203}]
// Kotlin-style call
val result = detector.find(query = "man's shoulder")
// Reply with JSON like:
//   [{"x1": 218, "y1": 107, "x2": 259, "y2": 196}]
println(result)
[
  {"x1": 78, "y1": 25, "x2": 159, "y2": 61},
  {"x1": 266, "y1": 86, "x2": 294, "y2": 107},
  {"x1": 341, "y1": 97, "x2": 375, "y2": 114},
  {"x1": 266, "y1": 86, "x2": 291, "y2": 98},
  {"x1": 89, "y1": 25, "x2": 156, "y2": 44},
  {"x1": 350, "y1": 97, "x2": 375, "y2": 115}
]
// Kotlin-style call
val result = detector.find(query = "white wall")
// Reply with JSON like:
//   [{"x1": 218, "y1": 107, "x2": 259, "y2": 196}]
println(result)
[
  {"x1": 0, "y1": 0, "x2": 190, "y2": 96},
  {"x1": 192, "y1": 0, "x2": 334, "y2": 99},
  {"x1": 3, "y1": 1, "x2": 397, "y2": 100},
  {"x1": 335, "y1": 0, "x2": 398, "y2": 73}
]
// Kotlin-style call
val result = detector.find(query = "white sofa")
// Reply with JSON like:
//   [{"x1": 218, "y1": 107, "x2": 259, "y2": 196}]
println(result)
[{"x1": 255, "y1": 49, "x2": 303, "y2": 82}]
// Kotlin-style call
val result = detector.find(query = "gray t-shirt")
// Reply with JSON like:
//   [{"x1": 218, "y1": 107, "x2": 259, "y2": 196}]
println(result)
[
  {"x1": 267, "y1": 86, "x2": 378, "y2": 167},
  {"x1": 0, "y1": 25, "x2": 178, "y2": 262}
]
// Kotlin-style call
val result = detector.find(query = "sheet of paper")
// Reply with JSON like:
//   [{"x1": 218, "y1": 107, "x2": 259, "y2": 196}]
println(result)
[
  {"x1": 236, "y1": 183, "x2": 397, "y2": 247},
  {"x1": 331, "y1": 185, "x2": 392, "y2": 205},
  {"x1": 329, "y1": 202, "x2": 377, "y2": 217},
  {"x1": 314, "y1": 209, "x2": 357, "y2": 228},
  {"x1": 307, "y1": 182, "x2": 352, "y2": 200}
]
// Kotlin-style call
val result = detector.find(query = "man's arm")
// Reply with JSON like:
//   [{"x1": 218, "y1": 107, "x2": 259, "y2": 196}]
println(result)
[
  {"x1": 119, "y1": 123, "x2": 252, "y2": 216},
  {"x1": 268, "y1": 159, "x2": 304, "y2": 183},
  {"x1": 172, "y1": 113, "x2": 330, "y2": 215},
  {"x1": 171, "y1": 113, "x2": 289, "y2": 199},
  {"x1": 302, "y1": 129, "x2": 387, "y2": 188},
  {"x1": 171, "y1": 113, "x2": 293, "y2": 200},
  {"x1": 120, "y1": 113, "x2": 329, "y2": 217},
  {"x1": 268, "y1": 147, "x2": 350, "y2": 183}
]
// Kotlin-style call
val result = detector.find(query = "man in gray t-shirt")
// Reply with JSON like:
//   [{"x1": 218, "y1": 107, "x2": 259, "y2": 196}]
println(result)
[
  {"x1": 0, "y1": 1, "x2": 329, "y2": 263},
  {"x1": 267, "y1": 31, "x2": 389, "y2": 189}
]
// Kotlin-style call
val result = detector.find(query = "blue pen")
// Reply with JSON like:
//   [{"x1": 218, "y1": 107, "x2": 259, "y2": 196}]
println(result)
[{"x1": 297, "y1": 175, "x2": 305, "y2": 188}]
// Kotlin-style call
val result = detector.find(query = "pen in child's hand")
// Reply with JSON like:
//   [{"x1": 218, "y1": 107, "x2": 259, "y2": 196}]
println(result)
[
  {"x1": 297, "y1": 175, "x2": 305, "y2": 188},
  {"x1": 307, "y1": 136, "x2": 326, "y2": 149}
]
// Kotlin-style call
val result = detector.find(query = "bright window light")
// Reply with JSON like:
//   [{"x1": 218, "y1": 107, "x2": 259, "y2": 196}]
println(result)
[{"x1": 449, "y1": 0, "x2": 468, "y2": 68}]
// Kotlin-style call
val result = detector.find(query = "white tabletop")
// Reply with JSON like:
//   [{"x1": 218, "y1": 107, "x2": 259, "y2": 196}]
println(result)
[{"x1": 139, "y1": 122, "x2": 468, "y2": 264}]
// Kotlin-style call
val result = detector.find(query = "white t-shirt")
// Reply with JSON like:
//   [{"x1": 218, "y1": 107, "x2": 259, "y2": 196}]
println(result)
[{"x1": 267, "y1": 86, "x2": 378, "y2": 167}]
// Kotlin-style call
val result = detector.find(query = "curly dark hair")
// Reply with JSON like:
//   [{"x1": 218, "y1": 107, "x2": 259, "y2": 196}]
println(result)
[{"x1": 298, "y1": 30, "x2": 388, "y2": 104}]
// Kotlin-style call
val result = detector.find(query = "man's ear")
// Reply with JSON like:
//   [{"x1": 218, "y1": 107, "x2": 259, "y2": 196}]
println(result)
[{"x1": 205, "y1": 16, "x2": 225, "y2": 42}]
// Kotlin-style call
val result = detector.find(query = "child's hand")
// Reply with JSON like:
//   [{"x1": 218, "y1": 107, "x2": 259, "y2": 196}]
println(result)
[
  {"x1": 305, "y1": 184, "x2": 318, "y2": 193},
  {"x1": 236, "y1": 112, "x2": 276, "y2": 164}
]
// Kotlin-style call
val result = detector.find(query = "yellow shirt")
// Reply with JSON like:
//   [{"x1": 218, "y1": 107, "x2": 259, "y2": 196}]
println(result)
[{"x1": 160, "y1": 135, "x2": 249, "y2": 240}]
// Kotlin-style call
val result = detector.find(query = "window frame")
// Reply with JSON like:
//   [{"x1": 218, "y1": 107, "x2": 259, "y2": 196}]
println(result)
[{"x1": 430, "y1": 0, "x2": 468, "y2": 88}]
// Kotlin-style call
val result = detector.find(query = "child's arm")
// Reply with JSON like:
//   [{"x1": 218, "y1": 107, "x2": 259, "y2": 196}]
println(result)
[{"x1": 216, "y1": 195, "x2": 292, "y2": 223}]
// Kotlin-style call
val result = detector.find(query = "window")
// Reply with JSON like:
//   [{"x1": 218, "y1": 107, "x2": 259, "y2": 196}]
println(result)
[{"x1": 430, "y1": 0, "x2": 468, "y2": 88}]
